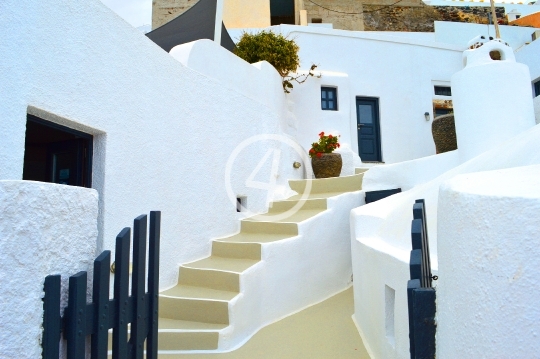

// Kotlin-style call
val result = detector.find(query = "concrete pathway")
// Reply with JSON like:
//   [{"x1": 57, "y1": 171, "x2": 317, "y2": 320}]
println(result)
[{"x1": 160, "y1": 287, "x2": 370, "y2": 359}]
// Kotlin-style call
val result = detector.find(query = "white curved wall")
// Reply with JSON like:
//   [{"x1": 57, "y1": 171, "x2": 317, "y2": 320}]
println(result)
[
  {"x1": 515, "y1": 38, "x2": 540, "y2": 125},
  {"x1": 221, "y1": 190, "x2": 362, "y2": 350},
  {"x1": 434, "y1": 21, "x2": 540, "y2": 50},
  {"x1": 0, "y1": 0, "x2": 304, "y2": 292},
  {"x1": 169, "y1": 39, "x2": 285, "y2": 114},
  {"x1": 352, "y1": 123, "x2": 540, "y2": 359},
  {"x1": 362, "y1": 150, "x2": 460, "y2": 192},
  {"x1": 0, "y1": 181, "x2": 98, "y2": 359},
  {"x1": 452, "y1": 41, "x2": 536, "y2": 162},
  {"x1": 437, "y1": 165, "x2": 540, "y2": 358}
]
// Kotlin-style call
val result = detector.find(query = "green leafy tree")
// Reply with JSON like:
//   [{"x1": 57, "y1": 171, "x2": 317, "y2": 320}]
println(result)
[{"x1": 234, "y1": 31, "x2": 319, "y2": 93}]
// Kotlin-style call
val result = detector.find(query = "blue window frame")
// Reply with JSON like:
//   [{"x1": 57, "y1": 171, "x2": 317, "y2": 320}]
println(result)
[
  {"x1": 321, "y1": 87, "x2": 337, "y2": 110},
  {"x1": 534, "y1": 80, "x2": 540, "y2": 98}
]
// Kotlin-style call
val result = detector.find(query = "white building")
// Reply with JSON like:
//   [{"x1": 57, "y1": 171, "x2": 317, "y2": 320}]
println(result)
[{"x1": 1, "y1": 0, "x2": 540, "y2": 357}]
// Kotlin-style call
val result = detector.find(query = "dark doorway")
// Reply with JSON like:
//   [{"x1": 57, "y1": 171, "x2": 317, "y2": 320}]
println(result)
[
  {"x1": 271, "y1": 0, "x2": 295, "y2": 25},
  {"x1": 23, "y1": 115, "x2": 93, "y2": 188},
  {"x1": 356, "y1": 97, "x2": 382, "y2": 162}
]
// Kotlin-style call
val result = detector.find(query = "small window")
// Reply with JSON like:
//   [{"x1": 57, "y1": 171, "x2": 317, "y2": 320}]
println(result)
[
  {"x1": 321, "y1": 87, "x2": 338, "y2": 111},
  {"x1": 311, "y1": 18, "x2": 322, "y2": 23},
  {"x1": 534, "y1": 80, "x2": 540, "y2": 98},
  {"x1": 435, "y1": 108, "x2": 452, "y2": 117},
  {"x1": 434, "y1": 86, "x2": 452, "y2": 96}
]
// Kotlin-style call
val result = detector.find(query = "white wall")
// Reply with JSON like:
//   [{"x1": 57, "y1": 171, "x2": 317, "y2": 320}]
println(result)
[
  {"x1": 0, "y1": 181, "x2": 98, "y2": 359},
  {"x1": 434, "y1": 21, "x2": 539, "y2": 50},
  {"x1": 516, "y1": 38, "x2": 540, "y2": 124},
  {"x1": 0, "y1": 0, "x2": 305, "y2": 292},
  {"x1": 169, "y1": 39, "x2": 286, "y2": 115},
  {"x1": 436, "y1": 165, "x2": 540, "y2": 359},
  {"x1": 277, "y1": 25, "x2": 464, "y2": 164},
  {"x1": 351, "y1": 123, "x2": 540, "y2": 359},
  {"x1": 362, "y1": 150, "x2": 460, "y2": 192},
  {"x1": 220, "y1": 190, "x2": 362, "y2": 350},
  {"x1": 452, "y1": 40, "x2": 536, "y2": 162}
]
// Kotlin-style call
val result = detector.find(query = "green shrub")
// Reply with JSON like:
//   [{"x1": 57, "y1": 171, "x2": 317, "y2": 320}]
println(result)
[{"x1": 235, "y1": 31, "x2": 319, "y2": 93}]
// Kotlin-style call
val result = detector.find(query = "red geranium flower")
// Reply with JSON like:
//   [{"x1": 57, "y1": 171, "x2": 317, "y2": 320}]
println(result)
[{"x1": 309, "y1": 132, "x2": 340, "y2": 158}]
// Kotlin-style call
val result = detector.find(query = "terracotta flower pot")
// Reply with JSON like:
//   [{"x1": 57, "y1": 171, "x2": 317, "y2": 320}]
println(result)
[{"x1": 311, "y1": 153, "x2": 342, "y2": 179}]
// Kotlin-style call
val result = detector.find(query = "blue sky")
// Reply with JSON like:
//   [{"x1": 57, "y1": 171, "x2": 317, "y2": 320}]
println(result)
[{"x1": 100, "y1": 0, "x2": 152, "y2": 27}]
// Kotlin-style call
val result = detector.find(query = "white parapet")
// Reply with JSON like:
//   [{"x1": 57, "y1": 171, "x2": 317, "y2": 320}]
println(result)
[
  {"x1": 452, "y1": 39, "x2": 536, "y2": 162},
  {"x1": 0, "y1": 181, "x2": 98, "y2": 359},
  {"x1": 436, "y1": 165, "x2": 540, "y2": 358}
]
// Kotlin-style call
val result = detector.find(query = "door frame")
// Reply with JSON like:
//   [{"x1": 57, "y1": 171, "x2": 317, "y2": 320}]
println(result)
[{"x1": 355, "y1": 96, "x2": 382, "y2": 162}]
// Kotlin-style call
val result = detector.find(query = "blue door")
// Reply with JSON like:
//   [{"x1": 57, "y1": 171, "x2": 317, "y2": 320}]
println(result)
[{"x1": 356, "y1": 97, "x2": 382, "y2": 162}]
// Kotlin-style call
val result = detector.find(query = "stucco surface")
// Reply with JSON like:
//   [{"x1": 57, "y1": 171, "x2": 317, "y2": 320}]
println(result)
[
  {"x1": 215, "y1": 190, "x2": 363, "y2": 351},
  {"x1": 352, "y1": 121, "x2": 540, "y2": 359},
  {"x1": 0, "y1": 181, "x2": 98, "y2": 359},
  {"x1": 515, "y1": 38, "x2": 540, "y2": 124},
  {"x1": 453, "y1": 41, "x2": 536, "y2": 162},
  {"x1": 434, "y1": 21, "x2": 540, "y2": 49},
  {"x1": 436, "y1": 165, "x2": 540, "y2": 358},
  {"x1": 0, "y1": 0, "x2": 306, "y2": 293},
  {"x1": 169, "y1": 39, "x2": 285, "y2": 114},
  {"x1": 361, "y1": 150, "x2": 460, "y2": 192}
]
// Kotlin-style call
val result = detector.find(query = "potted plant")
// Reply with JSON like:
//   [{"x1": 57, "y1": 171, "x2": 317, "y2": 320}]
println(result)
[{"x1": 309, "y1": 132, "x2": 342, "y2": 178}]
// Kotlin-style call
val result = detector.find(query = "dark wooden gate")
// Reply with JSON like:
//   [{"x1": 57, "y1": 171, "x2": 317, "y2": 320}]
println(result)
[
  {"x1": 42, "y1": 211, "x2": 161, "y2": 359},
  {"x1": 407, "y1": 200, "x2": 437, "y2": 359}
]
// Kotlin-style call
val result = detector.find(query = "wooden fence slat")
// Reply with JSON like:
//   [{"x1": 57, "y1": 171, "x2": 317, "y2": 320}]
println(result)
[
  {"x1": 146, "y1": 211, "x2": 161, "y2": 359},
  {"x1": 409, "y1": 249, "x2": 422, "y2": 281},
  {"x1": 43, "y1": 275, "x2": 61, "y2": 359},
  {"x1": 411, "y1": 219, "x2": 423, "y2": 250},
  {"x1": 113, "y1": 228, "x2": 131, "y2": 359},
  {"x1": 408, "y1": 199, "x2": 436, "y2": 359},
  {"x1": 66, "y1": 271, "x2": 87, "y2": 359},
  {"x1": 42, "y1": 212, "x2": 161, "y2": 359},
  {"x1": 407, "y1": 279, "x2": 421, "y2": 359},
  {"x1": 91, "y1": 251, "x2": 111, "y2": 359},
  {"x1": 131, "y1": 215, "x2": 148, "y2": 359},
  {"x1": 412, "y1": 288, "x2": 436, "y2": 358},
  {"x1": 415, "y1": 200, "x2": 432, "y2": 288}
]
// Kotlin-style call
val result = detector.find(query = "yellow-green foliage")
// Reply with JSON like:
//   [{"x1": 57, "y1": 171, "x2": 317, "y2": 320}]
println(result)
[
  {"x1": 235, "y1": 31, "x2": 300, "y2": 78},
  {"x1": 235, "y1": 31, "x2": 319, "y2": 93}
]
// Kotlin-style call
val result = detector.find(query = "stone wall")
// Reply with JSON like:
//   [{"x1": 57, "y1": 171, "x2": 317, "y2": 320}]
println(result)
[
  {"x1": 433, "y1": 5, "x2": 506, "y2": 25},
  {"x1": 152, "y1": 0, "x2": 508, "y2": 33},
  {"x1": 152, "y1": 0, "x2": 194, "y2": 30},
  {"x1": 301, "y1": 0, "x2": 365, "y2": 31},
  {"x1": 363, "y1": 5, "x2": 506, "y2": 32}
]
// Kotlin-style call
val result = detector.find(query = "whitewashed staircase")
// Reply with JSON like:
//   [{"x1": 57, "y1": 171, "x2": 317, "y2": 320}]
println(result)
[{"x1": 157, "y1": 170, "x2": 368, "y2": 352}]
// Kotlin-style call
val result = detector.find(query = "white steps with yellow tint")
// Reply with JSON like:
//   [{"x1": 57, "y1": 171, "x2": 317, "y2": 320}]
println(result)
[
  {"x1": 157, "y1": 171, "x2": 366, "y2": 353},
  {"x1": 355, "y1": 167, "x2": 370, "y2": 175},
  {"x1": 158, "y1": 319, "x2": 226, "y2": 350}
]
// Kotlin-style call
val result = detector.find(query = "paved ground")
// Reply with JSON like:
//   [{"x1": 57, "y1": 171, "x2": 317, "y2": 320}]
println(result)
[{"x1": 161, "y1": 287, "x2": 370, "y2": 359}]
